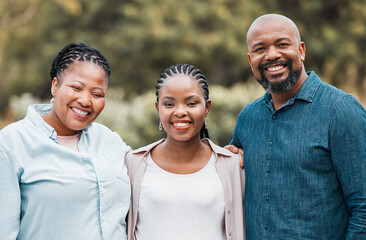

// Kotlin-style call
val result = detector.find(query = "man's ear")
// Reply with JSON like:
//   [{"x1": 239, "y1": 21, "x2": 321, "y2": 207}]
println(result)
[
  {"x1": 299, "y1": 41, "x2": 306, "y2": 62},
  {"x1": 248, "y1": 53, "x2": 254, "y2": 71}
]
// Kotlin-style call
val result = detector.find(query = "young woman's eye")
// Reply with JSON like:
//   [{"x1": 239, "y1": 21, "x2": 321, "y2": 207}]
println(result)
[
  {"x1": 164, "y1": 102, "x2": 174, "y2": 107},
  {"x1": 187, "y1": 102, "x2": 197, "y2": 106}
]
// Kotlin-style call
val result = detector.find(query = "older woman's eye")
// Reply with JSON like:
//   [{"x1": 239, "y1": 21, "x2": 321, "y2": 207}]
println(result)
[
  {"x1": 71, "y1": 86, "x2": 81, "y2": 91},
  {"x1": 92, "y1": 93, "x2": 103, "y2": 98}
]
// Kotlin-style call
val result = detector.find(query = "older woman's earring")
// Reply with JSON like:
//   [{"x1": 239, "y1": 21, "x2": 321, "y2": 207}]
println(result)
[{"x1": 159, "y1": 121, "x2": 162, "y2": 131}]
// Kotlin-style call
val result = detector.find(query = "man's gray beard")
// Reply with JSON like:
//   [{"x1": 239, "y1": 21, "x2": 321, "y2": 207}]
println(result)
[{"x1": 257, "y1": 63, "x2": 302, "y2": 94}]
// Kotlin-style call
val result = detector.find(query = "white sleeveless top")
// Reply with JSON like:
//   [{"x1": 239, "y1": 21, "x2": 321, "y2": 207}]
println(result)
[{"x1": 135, "y1": 153, "x2": 226, "y2": 240}]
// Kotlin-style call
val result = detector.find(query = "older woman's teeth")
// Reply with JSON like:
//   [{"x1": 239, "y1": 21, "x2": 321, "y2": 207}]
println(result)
[{"x1": 72, "y1": 108, "x2": 88, "y2": 116}]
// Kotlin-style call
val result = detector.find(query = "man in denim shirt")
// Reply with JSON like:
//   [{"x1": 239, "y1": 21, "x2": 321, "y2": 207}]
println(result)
[{"x1": 230, "y1": 14, "x2": 366, "y2": 239}]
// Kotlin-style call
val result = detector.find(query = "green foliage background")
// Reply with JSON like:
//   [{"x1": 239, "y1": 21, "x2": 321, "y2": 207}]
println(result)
[{"x1": 1, "y1": 0, "x2": 365, "y2": 147}]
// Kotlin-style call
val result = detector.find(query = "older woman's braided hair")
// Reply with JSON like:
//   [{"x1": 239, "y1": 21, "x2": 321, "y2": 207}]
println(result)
[
  {"x1": 155, "y1": 63, "x2": 210, "y2": 139},
  {"x1": 50, "y1": 42, "x2": 111, "y2": 83}
]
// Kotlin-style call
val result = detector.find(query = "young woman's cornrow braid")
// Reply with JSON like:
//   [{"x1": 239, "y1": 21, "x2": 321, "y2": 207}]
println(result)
[
  {"x1": 155, "y1": 63, "x2": 210, "y2": 139},
  {"x1": 49, "y1": 42, "x2": 111, "y2": 82},
  {"x1": 156, "y1": 64, "x2": 209, "y2": 101}
]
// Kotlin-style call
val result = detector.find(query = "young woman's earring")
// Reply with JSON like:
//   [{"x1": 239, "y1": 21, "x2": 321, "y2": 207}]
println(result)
[{"x1": 159, "y1": 121, "x2": 162, "y2": 131}]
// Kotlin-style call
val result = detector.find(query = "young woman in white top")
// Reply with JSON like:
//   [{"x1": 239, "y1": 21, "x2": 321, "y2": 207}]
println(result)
[{"x1": 125, "y1": 63, "x2": 245, "y2": 240}]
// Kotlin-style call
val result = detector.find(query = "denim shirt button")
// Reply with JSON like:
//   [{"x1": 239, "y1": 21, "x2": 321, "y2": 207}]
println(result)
[
  {"x1": 265, "y1": 196, "x2": 269, "y2": 202},
  {"x1": 269, "y1": 141, "x2": 273, "y2": 146},
  {"x1": 264, "y1": 224, "x2": 269, "y2": 230},
  {"x1": 266, "y1": 167, "x2": 271, "y2": 173},
  {"x1": 272, "y1": 115, "x2": 277, "y2": 119}
]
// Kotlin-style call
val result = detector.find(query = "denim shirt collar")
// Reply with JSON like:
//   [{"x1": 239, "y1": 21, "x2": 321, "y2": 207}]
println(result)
[
  {"x1": 293, "y1": 71, "x2": 321, "y2": 102},
  {"x1": 263, "y1": 71, "x2": 321, "y2": 110},
  {"x1": 26, "y1": 103, "x2": 90, "y2": 140}
]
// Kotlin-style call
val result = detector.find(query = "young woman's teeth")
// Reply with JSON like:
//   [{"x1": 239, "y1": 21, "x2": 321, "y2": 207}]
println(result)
[{"x1": 174, "y1": 122, "x2": 188, "y2": 127}]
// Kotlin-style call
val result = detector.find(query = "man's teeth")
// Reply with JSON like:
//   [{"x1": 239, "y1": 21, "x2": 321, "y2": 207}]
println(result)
[
  {"x1": 267, "y1": 65, "x2": 284, "y2": 71},
  {"x1": 174, "y1": 122, "x2": 189, "y2": 127},
  {"x1": 73, "y1": 108, "x2": 88, "y2": 116}
]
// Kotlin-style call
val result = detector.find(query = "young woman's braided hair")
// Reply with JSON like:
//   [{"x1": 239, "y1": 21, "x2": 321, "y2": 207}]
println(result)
[
  {"x1": 50, "y1": 42, "x2": 111, "y2": 83},
  {"x1": 156, "y1": 63, "x2": 210, "y2": 139}
]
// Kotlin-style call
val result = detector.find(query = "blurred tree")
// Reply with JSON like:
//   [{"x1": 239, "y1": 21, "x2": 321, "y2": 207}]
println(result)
[
  {"x1": 0, "y1": 0, "x2": 365, "y2": 114},
  {"x1": 89, "y1": 0, "x2": 255, "y2": 100},
  {"x1": 0, "y1": 0, "x2": 41, "y2": 29},
  {"x1": 251, "y1": 0, "x2": 366, "y2": 101},
  {"x1": 0, "y1": 0, "x2": 259, "y2": 111},
  {"x1": 0, "y1": 0, "x2": 43, "y2": 110}
]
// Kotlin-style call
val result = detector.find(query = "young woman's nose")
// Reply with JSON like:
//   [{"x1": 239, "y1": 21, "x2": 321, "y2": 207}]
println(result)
[{"x1": 174, "y1": 104, "x2": 187, "y2": 117}]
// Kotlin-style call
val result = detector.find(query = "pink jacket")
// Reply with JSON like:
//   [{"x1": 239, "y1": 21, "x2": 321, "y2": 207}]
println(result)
[{"x1": 125, "y1": 138, "x2": 245, "y2": 240}]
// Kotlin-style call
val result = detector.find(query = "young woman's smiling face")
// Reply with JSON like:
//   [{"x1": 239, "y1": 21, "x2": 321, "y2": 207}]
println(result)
[
  {"x1": 45, "y1": 62, "x2": 108, "y2": 136},
  {"x1": 156, "y1": 74, "x2": 211, "y2": 143}
]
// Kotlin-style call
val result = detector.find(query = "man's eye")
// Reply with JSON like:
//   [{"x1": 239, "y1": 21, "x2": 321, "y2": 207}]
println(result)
[
  {"x1": 253, "y1": 47, "x2": 265, "y2": 52},
  {"x1": 278, "y1": 43, "x2": 290, "y2": 47}
]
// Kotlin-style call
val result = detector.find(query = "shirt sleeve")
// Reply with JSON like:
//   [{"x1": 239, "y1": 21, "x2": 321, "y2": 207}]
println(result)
[
  {"x1": 229, "y1": 110, "x2": 244, "y2": 148},
  {"x1": 0, "y1": 148, "x2": 21, "y2": 239},
  {"x1": 329, "y1": 95, "x2": 366, "y2": 238}
]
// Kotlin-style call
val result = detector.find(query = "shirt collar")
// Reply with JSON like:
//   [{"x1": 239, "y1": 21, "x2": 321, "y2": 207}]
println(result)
[
  {"x1": 26, "y1": 104, "x2": 57, "y2": 139},
  {"x1": 292, "y1": 71, "x2": 321, "y2": 102},
  {"x1": 26, "y1": 103, "x2": 91, "y2": 140},
  {"x1": 132, "y1": 138, "x2": 233, "y2": 158},
  {"x1": 263, "y1": 71, "x2": 321, "y2": 106}
]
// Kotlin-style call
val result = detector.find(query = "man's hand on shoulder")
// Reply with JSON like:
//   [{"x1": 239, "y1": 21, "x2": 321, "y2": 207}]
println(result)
[{"x1": 224, "y1": 145, "x2": 244, "y2": 169}]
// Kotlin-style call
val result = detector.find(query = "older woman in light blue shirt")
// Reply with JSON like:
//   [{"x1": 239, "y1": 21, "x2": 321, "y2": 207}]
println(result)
[{"x1": 0, "y1": 43, "x2": 130, "y2": 240}]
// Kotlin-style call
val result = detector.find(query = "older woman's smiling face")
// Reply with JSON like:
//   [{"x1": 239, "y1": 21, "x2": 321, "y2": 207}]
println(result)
[{"x1": 44, "y1": 62, "x2": 108, "y2": 136}]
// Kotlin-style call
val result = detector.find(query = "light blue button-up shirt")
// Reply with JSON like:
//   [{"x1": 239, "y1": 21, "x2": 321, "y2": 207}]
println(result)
[
  {"x1": 0, "y1": 104, "x2": 131, "y2": 240},
  {"x1": 231, "y1": 72, "x2": 366, "y2": 239}
]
